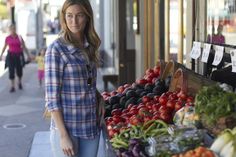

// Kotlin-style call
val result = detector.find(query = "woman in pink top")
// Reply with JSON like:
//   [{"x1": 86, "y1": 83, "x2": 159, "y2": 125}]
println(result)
[{"x1": 0, "y1": 24, "x2": 31, "y2": 92}]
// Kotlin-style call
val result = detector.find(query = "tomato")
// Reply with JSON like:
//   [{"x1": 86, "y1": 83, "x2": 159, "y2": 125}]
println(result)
[
  {"x1": 127, "y1": 104, "x2": 134, "y2": 110},
  {"x1": 142, "y1": 96, "x2": 151, "y2": 103},
  {"x1": 153, "y1": 65, "x2": 160, "y2": 75},
  {"x1": 111, "y1": 109, "x2": 122, "y2": 116},
  {"x1": 177, "y1": 91, "x2": 187, "y2": 100},
  {"x1": 175, "y1": 100, "x2": 183, "y2": 111},
  {"x1": 169, "y1": 93, "x2": 178, "y2": 100},
  {"x1": 123, "y1": 83, "x2": 131, "y2": 88},
  {"x1": 159, "y1": 106, "x2": 172, "y2": 114},
  {"x1": 137, "y1": 104, "x2": 146, "y2": 110},
  {"x1": 129, "y1": 108, "x2": 139, "y2": 115},
  {"x1": 144, "y1": 115, "x2": 152, "y2": 122},
  {"x1": 138, "y1": 107, "x2": 150, "y2": 117},
  {"x1": 108, "y1": 129, "x2": 119, "y2": 138},
  {"x1": 145, "y1": 68, "x2": 154, "y2": 75},
  {"x1": 145, "y1": 102, "x2": 153, "y2": 110},
  {"x1": 165, "y1": 91, "x2": 173, "y2": 97},
  {"x1": 110, "y1": 91, "x2": 118, "y2": 96},
  {"x1": 159, "y1": 112, "x2": 172, "y2": 123},
  {"x1": 152, "y1": 114, "x2": 160, "y2": 120},
  {"x1": 121, "y1": 108, "x2": 129, "y2": 114},
  {"x1": 166, "y1": 100, "x2": 176, "y2": 111},
  {"x1": 185, "y1": 102, "x2": 194, "y2": 106},
  {"x1": 159, "y1": 95, "x2": 168, "y2": 106},
  {"x1": 112, "y1": 115, "x2": 122, "y2": 123},
  {"x1": 152, "y1": 103, "x2": 161, "y2": 112},
  {"x1": 129, "y1": 115, "x2": 143, "y2": 125},
  {"x1": 153, "y1": 95, "x2": 160, "y2": 102},
  {"x1": 136, "y1": 78, "x2": 148, "y2": 85},
  {"x1": 105, "y1": 117, "x2": 113, "y2": 125},
  {"x1": 186, "y1": 96, "x2": 194, "y2": 103},
  {"x1": 117, "y1": 86, "x2": 125, "y2": 93}
]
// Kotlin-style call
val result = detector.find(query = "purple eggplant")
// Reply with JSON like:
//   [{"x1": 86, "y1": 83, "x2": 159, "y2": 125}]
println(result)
[
  {"x1": 121, "y1": 151, "x2": 135, "y2": 157},
  {"x1": 129, "y1": 138, "x2": 141, "y2": 145},
  {"x1": 132, "y1": 144, "x2": 142, "y2": 157}
]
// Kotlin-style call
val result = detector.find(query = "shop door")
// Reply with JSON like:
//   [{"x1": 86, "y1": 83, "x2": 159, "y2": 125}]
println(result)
[{"x1": 118, "y1": 0, "x2": 136, "y2": 85}]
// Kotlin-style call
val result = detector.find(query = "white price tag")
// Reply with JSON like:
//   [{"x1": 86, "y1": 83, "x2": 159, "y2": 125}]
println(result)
[
  {"x1": 212, "y1": 46, "x2": 224, "y2": 66},
  {"x1": 230, "y1": 50, "x2": 236, "y2": 73},
  {"x1": 190, "y1": 42, "x2": 201, "y2": 59},
  {"x1": 201, "y1": 43, "x2": 211, "y2": 63}
]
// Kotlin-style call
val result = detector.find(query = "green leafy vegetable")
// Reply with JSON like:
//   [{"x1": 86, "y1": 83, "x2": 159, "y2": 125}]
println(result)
[{"x1": 195, "y1": 85, "x2": 236, "y2": 125}]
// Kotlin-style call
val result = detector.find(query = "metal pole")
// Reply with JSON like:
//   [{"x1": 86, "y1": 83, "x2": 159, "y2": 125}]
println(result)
[
  {"x1": 154, "y1": 0, "x2": 160, "y2": 61},
  {"x1": 165, "y1": 0, "x2": 170, "y2": 62},
  {"x1": 178, "y1": 0, "x2": 183, "y2": 63},
  {"x1": 11, "y1": 6, "x2": 15, "y2": 24}
]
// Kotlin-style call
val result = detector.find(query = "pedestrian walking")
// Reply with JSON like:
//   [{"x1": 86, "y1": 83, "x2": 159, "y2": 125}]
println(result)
[
  {"x1": 0, "y1": 24, "x2": 31, "y2": 92},
  {"x1": 35, "y1": 48, "x2": 45, "y2": 86},
  {"x1": 45, "y1": 0, "x2": 104, "y2": 157}
]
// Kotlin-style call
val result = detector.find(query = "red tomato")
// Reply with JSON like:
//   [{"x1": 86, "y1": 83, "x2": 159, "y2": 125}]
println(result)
[
  {"x1": 159, "y1": 106, "x2": 172, "y2": 114},
  {"x1": 145, "y1": 102, "x2": 153, "y2": 110},
  {"x1": 111, "y1": 109, "x2": 122, "y2": 116},
  {"x1": 142, "y1": 96, "x2": 151, "y2": 103},
  {"x1": 112, "y1": 115, "x2": 122, "y2": 123},
  {"x1": 136, "y1": 78, "x2": 148, "y2": 85},
  {"x1": 129, "y1": 115, "x2": 143, "y2": 125},
  {"x1": 105, "y1": 117, "x2": 113, "y2": 124},
  {"x1": 166, "y1": 100, "x2": 176, "y2": 111},
  {"x1": 137, "y1": 104, "x2": 146, "y2": 110},
  {"x1": 138, "y1": 107, "x2": 150, "y2": 117},
  {"x1": 165, "y1": 91, "x2": 173, "y2": 97},
  {"x1": 185, "y1": 102, "x2": 194, "y2": 106},
  {"x1": 177, "y1": 91, "x2": 187, "y2": 100},
  {"x1": 152, "y1": 103, "x2": 161, "y2": 112},
  {"x1": 159, "y1": 112, "x2": 172, "y2": 123},
  {"x1": 153, "y1": 95, "x2": 160, "y2": 102},
  {"x1": 146, "y1": 68, "x2": 154, "y2": 75},
  {"x1": 117, "y1": 86, "x2": 125, "y2": 93},
  {"x1": 129, "y1": 108, "x2": 139, "y2": 115},
  {"x1": 153, "y1": 66, "x2": 160, "y2": 75},
  {"x1": 110, "y1": 91, "x2": 118, "y2": 96},
  {"x1": 127, "y1": 104, "x2": 134, "y2": 110},
  {"x1": 123, "y1": 84, "x2": 131, "y2": 88},
  {"x1": 144, "y1": 116, "x2": 152, "y2": 122},
  {"x1": 121, "y1": 108, "x2": 129, "y2": 114},
  {"x1": 159, "y1": 95, "x2": 168, "y2": 106},
  {"x1": 169, "y1": 93, "x2": 178, "y2": 100},
  {"x1": 186, "y1": 96, "x2": 194, "y2": 103},
  {"x1": 108, "y1": 129, "x2": 119, "y2": 138},
  {"x1": 175, "y1": 100, "x2": 183, "y2": 111}
]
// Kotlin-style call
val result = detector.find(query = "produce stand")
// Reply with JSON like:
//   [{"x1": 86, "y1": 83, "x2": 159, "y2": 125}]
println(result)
[{"x1": 101, "y1": 60, "x2": 236, "y2": 157}]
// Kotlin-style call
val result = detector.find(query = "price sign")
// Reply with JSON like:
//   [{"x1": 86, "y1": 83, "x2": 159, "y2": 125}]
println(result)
[
  {"x1": 212, "y1": 46, "x2": 224, "y2": 66},
  {"x1": 230, "y1": 49, "x2": 236, "y2": 73},
  {"x1": 190, "y1": 42, "x2": 201, "y2": 59},
  {"x1": 201, "y1": 43, "x2": 211, "y2": 63}
]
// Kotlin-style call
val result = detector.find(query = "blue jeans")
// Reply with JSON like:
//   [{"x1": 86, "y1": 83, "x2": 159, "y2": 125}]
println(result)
[{"x1": 50, "y1": 129, "x2": 100, "y2": 157}]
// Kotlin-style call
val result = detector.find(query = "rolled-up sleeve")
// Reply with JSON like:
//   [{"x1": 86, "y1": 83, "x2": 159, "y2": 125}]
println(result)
[{"x1": 45, "y1": 44, "x2": 64, "y2": 111}]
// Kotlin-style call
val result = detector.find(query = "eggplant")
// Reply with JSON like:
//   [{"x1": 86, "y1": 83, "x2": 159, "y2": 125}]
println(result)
[
  {"x1": 139, "y1": 151, "x2": 149, "y2": 157},
  {"x1": 128, "y1": 143, "x2": 136, "y2": 152},
  {"x1": 129, "y1": 138, "x2": 141, "y2": 145},
  {"x1": 132, "y1": 144, "x2": 142, "y2": 157},
  {"x1": 116, "y1": 148, "x2": 126, "y2": 157},
  {"x1": 121, "y1": 151, "x2": 134, "y2": 157}
]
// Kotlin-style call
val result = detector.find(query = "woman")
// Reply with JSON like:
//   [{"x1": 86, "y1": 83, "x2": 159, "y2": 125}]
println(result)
[
  {"x1": 45, "y1": 0, "x2": 104, "y2": 157},
  {"x1": 0, "y1": 24, "x2": 31, "y2": 92}
]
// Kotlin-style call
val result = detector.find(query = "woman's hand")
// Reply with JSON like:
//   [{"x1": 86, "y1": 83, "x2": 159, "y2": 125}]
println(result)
[{"x1": 60, "y1": 134, "x2": 75, "y2": 157}]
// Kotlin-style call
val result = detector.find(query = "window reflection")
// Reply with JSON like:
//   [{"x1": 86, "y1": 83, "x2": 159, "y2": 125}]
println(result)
[{"x1": 207, "y1": 0, "x2": 236, "y2": 45}]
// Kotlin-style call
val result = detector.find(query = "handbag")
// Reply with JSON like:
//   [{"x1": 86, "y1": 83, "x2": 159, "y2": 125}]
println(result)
[{"x1": 4, "y1": 52, "x2": 9, "y2": 69}]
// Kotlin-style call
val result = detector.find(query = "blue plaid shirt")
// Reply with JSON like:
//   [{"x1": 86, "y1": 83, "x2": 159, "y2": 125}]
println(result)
[{"x1": 45, "y1": 38, "x2": 99, "y2": 139}]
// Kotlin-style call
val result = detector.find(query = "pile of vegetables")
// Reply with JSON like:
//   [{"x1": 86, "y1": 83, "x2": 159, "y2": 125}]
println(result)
[
  {"x1": 210, "y1": 127, "x2": 236, "y2": 157},
  {"x1": 172, "y1": 146, "x2": 215, "y2": 157},
  {"x1": 195, "y1": 85, "x2": 236, "y2": 126}
]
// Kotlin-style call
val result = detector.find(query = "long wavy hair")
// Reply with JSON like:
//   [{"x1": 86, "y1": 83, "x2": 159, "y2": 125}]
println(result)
[{"x1": 60, "y1": 0, "x2": 101, "y2": 64}]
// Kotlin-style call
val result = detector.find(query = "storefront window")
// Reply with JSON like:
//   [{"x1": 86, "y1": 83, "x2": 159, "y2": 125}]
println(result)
[{"x1": 207, "y1": 0, "x2": 236, "y2": 46}]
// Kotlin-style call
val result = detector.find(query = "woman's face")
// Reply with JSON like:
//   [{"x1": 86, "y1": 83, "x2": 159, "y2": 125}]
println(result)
[
  {"x1": 9, "y1": 25, "x2": 16, "y2": 34},
  {"x1": 65, "y1": 4, "x2": 87, "y2": 35}
]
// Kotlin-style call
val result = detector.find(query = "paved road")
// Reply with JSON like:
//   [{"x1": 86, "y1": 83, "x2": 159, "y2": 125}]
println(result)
[{"x1": 0, "y1": 63, "x2": 50, "y2": 157}]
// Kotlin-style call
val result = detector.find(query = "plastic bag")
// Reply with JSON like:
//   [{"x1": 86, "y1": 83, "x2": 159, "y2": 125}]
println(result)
[{"x1": 97, "y1": 122, "x2": 116, "y2": 157}]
